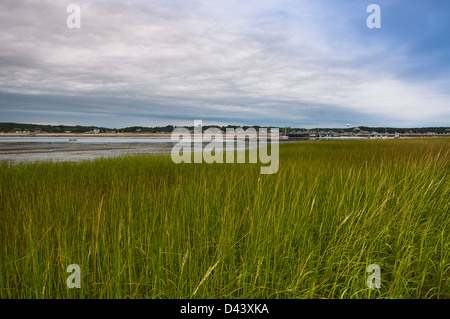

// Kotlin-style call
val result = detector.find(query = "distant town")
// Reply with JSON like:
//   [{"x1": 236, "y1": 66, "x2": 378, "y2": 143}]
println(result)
[{"x1": 0, "y1": 122, "x2": 449, "y2": 138}]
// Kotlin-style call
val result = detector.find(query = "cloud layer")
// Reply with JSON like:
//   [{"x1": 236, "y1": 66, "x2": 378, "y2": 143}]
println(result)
[{"x1": 0, "y1": 0, "x2": 449, "y2": 127}]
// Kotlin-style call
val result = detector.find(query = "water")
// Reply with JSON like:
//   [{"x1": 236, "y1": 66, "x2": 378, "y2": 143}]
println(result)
[
  {"x1": 0, "y1": 136, "x2": 175, "y2": 144},
  {"x1": 0, "y1": 136, "x2": 176, "y2": 162},
  {"x1": 0, "y1": 135, "x2": 262, "y2": 162}
]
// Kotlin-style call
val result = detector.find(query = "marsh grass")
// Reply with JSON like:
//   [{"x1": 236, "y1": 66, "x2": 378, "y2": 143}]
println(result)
[{"x1": 0, "y1": 138, "x2": 449, "y2": 298}]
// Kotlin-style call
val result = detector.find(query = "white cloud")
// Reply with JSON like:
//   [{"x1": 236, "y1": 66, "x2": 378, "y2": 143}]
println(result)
[{"x1": 0, "y1": 0, "x2": 448, "y2": 127}]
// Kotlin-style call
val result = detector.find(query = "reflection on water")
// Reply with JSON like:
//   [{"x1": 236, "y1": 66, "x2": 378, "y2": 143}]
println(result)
[
  {"x1": 0, "y1": 136, "x2": 175, "y2": 144},
  {"x1": 0, "y1": 136, "x2": 175, "y2": 162},
  {"x1": 0, "y1": 136, "x2": 260, "y2": 163}
]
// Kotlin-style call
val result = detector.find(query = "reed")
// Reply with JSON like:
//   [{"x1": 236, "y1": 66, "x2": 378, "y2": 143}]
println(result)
[{"x1": 0, "y1": 138, "x2": 448, "y2": 298}]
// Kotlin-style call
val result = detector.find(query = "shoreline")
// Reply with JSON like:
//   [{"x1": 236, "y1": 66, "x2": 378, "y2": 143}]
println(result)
[
  {"x1": 0, "y1": 132, "x2": 173, "y2": 137},
  {"x1": 1, "y1": 132, "x2": 448, "y2": 138}
]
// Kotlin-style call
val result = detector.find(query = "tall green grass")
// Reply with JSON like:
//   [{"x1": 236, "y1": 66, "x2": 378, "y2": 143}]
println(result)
[{"x1": 0, "y1": 138, "x2": 449, "y2": 298}]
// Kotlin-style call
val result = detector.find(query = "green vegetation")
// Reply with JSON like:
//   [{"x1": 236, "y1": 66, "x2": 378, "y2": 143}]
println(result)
[
  {"x1": 1, "y1": 121, "x2": 449, "y2": 134},
  {"x1": 0, "y1": 122, "x2": 109, "y2": 134},
  {"x1": 0, "y1": 138, "x2": 449, "y2": 299}
]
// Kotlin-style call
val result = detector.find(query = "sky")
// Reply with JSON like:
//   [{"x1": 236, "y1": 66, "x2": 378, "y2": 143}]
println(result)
[{"x1": 0, "y1": 0, "x2": 449, "y2": 129}]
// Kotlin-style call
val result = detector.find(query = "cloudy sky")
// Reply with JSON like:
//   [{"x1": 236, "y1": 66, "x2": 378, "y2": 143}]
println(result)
[{"x1": 0, "y1": 0, "x2": 449, "y2": 128}]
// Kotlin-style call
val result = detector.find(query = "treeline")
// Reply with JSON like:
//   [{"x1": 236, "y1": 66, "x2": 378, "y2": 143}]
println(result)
[
  {"x1": 0, "y1": 123, "x2": 176, "y2": 133},
  {"x1": 0, "y1": 122, "x2": 109, "y2": 133},
  {"x1": 0, "y1": 123, "x2": 274, "y2": 133},
  {"x1": 0, "y1": 122, "x2": 448, "y2": 134}
]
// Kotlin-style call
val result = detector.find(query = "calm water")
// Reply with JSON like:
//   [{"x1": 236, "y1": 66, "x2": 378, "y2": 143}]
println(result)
[
  {"x1": 0, "y1": 136, "x2": 263, "y2": 162},
  {"x1": 0, "y1": 136, "x2": 176, "y2": 162}
]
